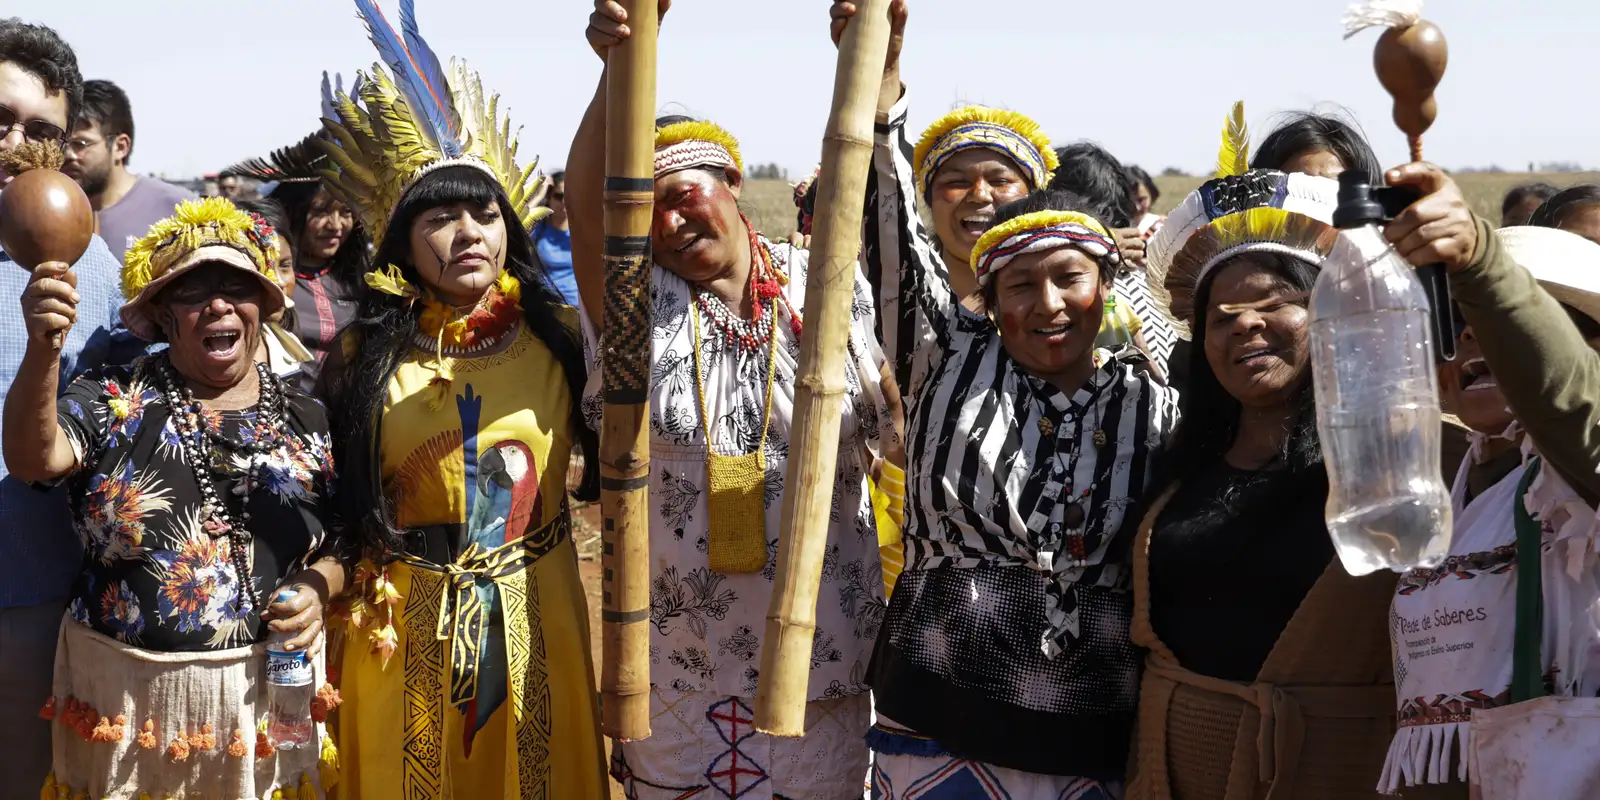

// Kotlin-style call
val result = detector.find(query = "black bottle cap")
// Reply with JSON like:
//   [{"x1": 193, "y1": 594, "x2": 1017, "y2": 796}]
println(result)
[{"x1": 1332, "y1": 169, "x2": 1385, "y2": 230}]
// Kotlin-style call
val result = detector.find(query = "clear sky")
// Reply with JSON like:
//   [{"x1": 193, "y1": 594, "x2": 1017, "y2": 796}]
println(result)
[{"x1": 12, "y1": 0, "x2": 1596, "y2": 179}]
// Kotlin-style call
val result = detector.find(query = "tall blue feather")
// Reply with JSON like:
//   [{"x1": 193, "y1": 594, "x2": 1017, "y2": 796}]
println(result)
[
  {"x1": 350, "y1": 0, "x2": 449, "y2": 155},
  {"x1": 399, "y1": 0, "x2": 463, "y2": 157},
  {"x1": 320, "y1": 72, "x2": 341, "y2": 122}
]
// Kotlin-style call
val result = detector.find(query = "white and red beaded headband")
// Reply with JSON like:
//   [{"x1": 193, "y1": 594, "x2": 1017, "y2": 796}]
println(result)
[{"x1": 653, "y1": 139, "x2": 737, "y2": 180}]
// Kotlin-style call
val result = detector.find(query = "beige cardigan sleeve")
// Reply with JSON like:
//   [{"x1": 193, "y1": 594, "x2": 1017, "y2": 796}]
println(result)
[{"x1": 1450, "y1": 217, "x2": 1600, "y2": 504}]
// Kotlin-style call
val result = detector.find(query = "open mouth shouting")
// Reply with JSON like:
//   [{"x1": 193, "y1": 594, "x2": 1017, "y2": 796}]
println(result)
[
  {"x1": 201, "y1": 328, "x2": 243, "y2": 360},
  {"x1": 958, "y1": 212, "x2": 993, "y2": 239},
  {"x1": 1459, "y1": 358, "x2": 1497, "y2": 392}
]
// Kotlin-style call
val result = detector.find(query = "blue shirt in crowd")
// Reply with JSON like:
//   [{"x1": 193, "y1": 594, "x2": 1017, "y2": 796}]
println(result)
[
  {"x1": 531, "y1": 220, "x2": 580, "y2": 307},
  {"x1": 0, "y1": 235, "x2": 138, "y2": 608}
]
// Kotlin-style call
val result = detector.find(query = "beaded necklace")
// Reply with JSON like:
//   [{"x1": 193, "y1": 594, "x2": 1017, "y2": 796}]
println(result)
[
  {"x1": 692, "y1": 221, "x2": 802, "y2": 353},
  {"x1": 154, "y1": 356, "x2": 290, "y2": 617}
]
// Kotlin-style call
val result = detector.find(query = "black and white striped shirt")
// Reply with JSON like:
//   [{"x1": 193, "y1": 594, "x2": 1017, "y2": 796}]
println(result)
[{"x1": 861, "y1": 93, "x2": 1180, "y2": 777}]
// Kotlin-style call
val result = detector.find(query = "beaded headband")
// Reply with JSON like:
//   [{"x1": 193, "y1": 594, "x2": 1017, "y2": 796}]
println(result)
[
  {"x1": 654, "y1": 120, "x2": 744, "y2": 180},
  {"x1": 914, "y1": 107, "x2": 1058, "y2": 201},
  {"x1": 972, "y1": 210, "x2": 1120, "y2": 287}
]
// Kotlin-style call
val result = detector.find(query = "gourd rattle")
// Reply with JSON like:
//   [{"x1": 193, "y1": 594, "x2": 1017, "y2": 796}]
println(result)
[
  {"x1": 1345, "y1": 0, "x2": 1448, "y2": 162},
  {"x1": 0, "y1": 141, "x2": 95, "y2": 350}
]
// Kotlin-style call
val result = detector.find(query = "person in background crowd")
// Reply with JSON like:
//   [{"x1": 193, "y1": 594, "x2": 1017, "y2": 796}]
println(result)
[
  {"x1": 234, "y1": 197, "x2": 312, "y2": 383},
  {"x1": 1528, "y1": 184, "x2": 1600, "y2": 244},
  {"x1": 225, "y1": 130, "x2": 367, "y2": 397},
  {"x1": 60, "y1": 79, "x2": 194, "y2": 263},
  {"x1": 1127, "y1": 163, "x2": 1164, "y2": 237},
  {"x1": 530, "y1": 169, "x2": 580, "y2": 306},
  {"x1": 200, "y1": 176, "x2": 218, "y2": 197},
  {"x1": 1500, "y1": 182, "x2": 1559, "y2": 227},
  {"x1": 216, "y1": 171, "x2": 243, "y2": 199},
  {"x1": 1250, "y1": 110, "x2": 1383, "y2": 181},
  {"x1": 1049, "y1": 142, "x2": 1179, "y2": 380},
  {"x1": 0, "y1": 18, "x2": 141, "y2": 800}
]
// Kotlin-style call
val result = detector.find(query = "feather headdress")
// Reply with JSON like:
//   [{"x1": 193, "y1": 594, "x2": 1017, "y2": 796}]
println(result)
[
  {"x1": 225, "y1": 131, "x2": 328, "y2": 185},
  {"x1": 317, "y1": 0, "x2": 545, "y2": 244},
  {"x1": 1147, "y1": 173, "x2": 1340, "y2": 337},
  {"x1": 912, "y1": 106, "x2": 1058, "y2": 201}
]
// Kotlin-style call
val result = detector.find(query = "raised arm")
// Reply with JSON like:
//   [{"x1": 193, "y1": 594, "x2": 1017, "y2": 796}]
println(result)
[
  {"x1": 3, "y1": 262, "x2": 82, "y2": 484},
  {"x1": 1388, "y1": 163, "x2": 1600, "y2": 503}
]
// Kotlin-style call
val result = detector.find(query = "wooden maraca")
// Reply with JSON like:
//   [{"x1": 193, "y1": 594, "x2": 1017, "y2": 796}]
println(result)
[
  {"x1": 1344, "y1": 0, "x2": 1448, "y2": 162},
  {"x1": 0, "y1": 140, "x2": 96, "y2": 350}
]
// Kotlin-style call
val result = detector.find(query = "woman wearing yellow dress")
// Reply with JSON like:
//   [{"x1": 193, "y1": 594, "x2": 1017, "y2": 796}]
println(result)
[{"x1": 315, "y1": 1, "x2": 605, "y2": 797}]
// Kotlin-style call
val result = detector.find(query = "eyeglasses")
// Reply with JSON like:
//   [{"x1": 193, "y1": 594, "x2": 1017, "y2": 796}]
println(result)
[
  {"x1": 0, "y1": 104, "x2": 67, "y2": 144},
  {"x1": 63, "y1": 137, "x2": 104, "y2": 156}
]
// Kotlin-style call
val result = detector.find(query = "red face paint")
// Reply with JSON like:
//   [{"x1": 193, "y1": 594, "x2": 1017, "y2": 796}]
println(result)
[{"x1": 652, "y1": 171, "x2": 740, "y2": 282}]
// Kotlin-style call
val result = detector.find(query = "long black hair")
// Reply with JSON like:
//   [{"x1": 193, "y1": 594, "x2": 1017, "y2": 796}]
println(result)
[
  {"x1": 336, "y1": 165, "x2": 599, "y2": 555},
  {"x1": 268, "y1": 182, "x2": 372, "y2": 288},
  {"x1": 1156, "y1": 252, "x2": 1325, "y2": 490},
  {"x1": 1528, "y1": 184, "x2": 1600, "y2": 229},
  {"x1": 1251, "y1": 111, "x2": 1383, "y2": 181}
]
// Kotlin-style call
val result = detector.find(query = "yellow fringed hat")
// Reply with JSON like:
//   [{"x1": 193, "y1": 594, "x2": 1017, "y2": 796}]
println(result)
[
  {"x1": 1146, "y1": 101, "x2": 1341, "y2": 337},
  {"x1": 913, "y1": 106, "x2": 1058, "y2": 201},
  {"x1": 654, "y1": 120, "x2": 744, "y2": 180},
  {"x1": 120, "y1": 198, "x2": 286, "y2": 341},
  {"x1": 971, "y1": 210, "x2": 1120, "y2": 287},
  {"x1": 317, "y1": 0, "x2": 547, "y2": 246}
]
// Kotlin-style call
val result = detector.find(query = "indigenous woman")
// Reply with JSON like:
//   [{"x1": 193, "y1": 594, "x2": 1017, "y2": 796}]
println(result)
[
  {"x1": 1128, "y1": 116, "x2": 1394, "y2": 799},
  {"x1": 572, "y1": 4, "x2": 892, "y2": 797},
  {"x1": 319, "y1": 4, "x2": 605, "y2": 797},
  {"x1": 1527, "y1": 184, "x2": 1600, "y2": 243},
  {"x1": 4, "y1": 198, "x2": 342, "y2": 798},
  {"x1": 1379, "y1": 171, "x2": 1600, "y2": 799},
  {"x1": 227, "y1": 129, "x2": 370, "y2": 395},
  {"x1": 1249, "y1": 110, "x2": 1384, "y2": 181},
  {"x1": 234, "y1": 197, "x2": 315, "y2": 384}
]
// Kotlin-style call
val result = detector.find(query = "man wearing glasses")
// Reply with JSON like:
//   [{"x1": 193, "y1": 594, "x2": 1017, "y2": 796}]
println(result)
[
  {"x1": 60, "y1": 80, "x2": 193, "y2": 263},
  {"x1": 0, "y1": 17, "x2": 134, "y2": 800}
]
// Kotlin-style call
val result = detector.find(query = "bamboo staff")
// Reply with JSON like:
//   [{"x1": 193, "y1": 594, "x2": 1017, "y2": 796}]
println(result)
[
  {"x1": 754, "y1": 0, "x2": 893, "y2": 737},
  {"x1": 599, "y1": 0, "x2": 659, "y2": 742}
]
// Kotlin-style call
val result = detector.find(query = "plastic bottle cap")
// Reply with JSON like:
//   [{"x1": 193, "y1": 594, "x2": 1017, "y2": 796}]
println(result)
[
  {"x1": 274, "y1": 587, "x2": 297, "y2": 604},
  {"x1": 1332, "y1": 170, "x2": 1386, "y2": 230}
]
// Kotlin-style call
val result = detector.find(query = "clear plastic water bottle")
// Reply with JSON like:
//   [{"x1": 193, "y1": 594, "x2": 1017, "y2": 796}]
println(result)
[
  {"x1": 1309, "y1": 172, "x2": 1453, "y2": 575},
  {"x1": 1095, "y1": 291, "x2": 1134, "y2": 355},
  {"x1": 264, "y1": 587, "x2": 315, "y2": 749}
]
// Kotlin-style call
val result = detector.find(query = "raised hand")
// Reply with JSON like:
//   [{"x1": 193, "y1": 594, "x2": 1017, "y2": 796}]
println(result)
[
  {"x1": 587, "y1": 0, "x2": 672, "y2": 60},
  {"x1": 829, "y1": 0, "x2": 908, "y2": 75},
  {"x1": 1384, "y1": 162, "x2": 1478, "y2": 272},
  {"x1": 20, "y1": 261, "x2": 78, "y2": 350}
]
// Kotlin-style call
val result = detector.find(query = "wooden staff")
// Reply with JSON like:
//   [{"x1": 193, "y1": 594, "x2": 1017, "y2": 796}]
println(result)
[
  {"x1": 754, "y1": 0, "x2": 893, "y2": 737},
  {"x1": 599, "y1": 0, "x2": 659, "y2": 742}
]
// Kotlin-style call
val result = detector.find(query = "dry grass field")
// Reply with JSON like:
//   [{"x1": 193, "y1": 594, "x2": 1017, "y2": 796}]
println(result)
[{"x1": 736, "y1": 172, "x2": 1600, "y2": 240}]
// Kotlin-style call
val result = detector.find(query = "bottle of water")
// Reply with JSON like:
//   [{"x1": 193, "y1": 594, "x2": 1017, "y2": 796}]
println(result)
[
  {"x1": 1308, "y1": 172, "x2": 1452, "y2": 575},
  {"x1": 264, "y1": 587, "x2": 315, "y2": 749},
  {"x1": 1096, "y1": 290, "x2": 1134, "y2": 354}
]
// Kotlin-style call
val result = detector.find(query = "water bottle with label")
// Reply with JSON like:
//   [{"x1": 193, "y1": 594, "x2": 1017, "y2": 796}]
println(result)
[
  {"x1": 264, "y1": 587, "x2": 315, "y2": 749},
  {"x1": 1308, "y1": 170, "x2": 1453, "y2": 575}
]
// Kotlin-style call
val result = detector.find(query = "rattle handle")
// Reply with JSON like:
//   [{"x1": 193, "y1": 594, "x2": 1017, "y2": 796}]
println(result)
[{"x1": 1409, "y1": 135, "x2": 1424, "y2": 163}]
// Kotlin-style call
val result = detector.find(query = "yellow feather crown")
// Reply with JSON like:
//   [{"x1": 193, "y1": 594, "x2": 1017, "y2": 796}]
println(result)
[
  {"x1": 654, "y1": 120, "x2": 745, "y2": 175},
  {"x1": 317, "y1": 58, "x2": 547, "y2": 246},
  {"x1": 913, "y1": 106, "x2": 1059, "y2": 200},
  {"x1": 122, "y1": 198, "x2": 281, "y2": 301}
]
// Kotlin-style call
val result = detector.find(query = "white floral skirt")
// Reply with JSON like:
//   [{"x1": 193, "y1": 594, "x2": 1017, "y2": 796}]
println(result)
[
  {"x1": 610, "y1": 686, "x2": 871, "y2": 800},
  {"x1": 42, "y1": 617, "x2": 335, "y2": 800}
]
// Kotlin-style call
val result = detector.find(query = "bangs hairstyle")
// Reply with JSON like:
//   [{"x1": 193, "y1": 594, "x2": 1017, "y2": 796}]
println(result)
[
  {"x1": 1250, "y1": 110, "x2": 1383, "y2": 181},
  {"x1": 1157, "y1": 250, "x2": 1324, "y2": 489},
  {"x1": 978, "y1": 189, "x2": 1115, "y2": 312},
  {"x1": 335, "y1": 165, "x2": 598, "y2": 556}
]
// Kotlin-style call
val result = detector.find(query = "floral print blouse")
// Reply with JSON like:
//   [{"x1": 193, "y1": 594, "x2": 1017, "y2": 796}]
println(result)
[{"x1": 55, "y1": 357, "x2": 335, "y2": 652}]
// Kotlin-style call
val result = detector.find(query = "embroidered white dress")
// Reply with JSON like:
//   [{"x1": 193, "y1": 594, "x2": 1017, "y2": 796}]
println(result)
[
  {"x1": 580, "y1": 237, "x2": 890, "y2": 800},
  {"x1": 1381, "y1": 444, "x2": 1600, "y2": 793}
]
